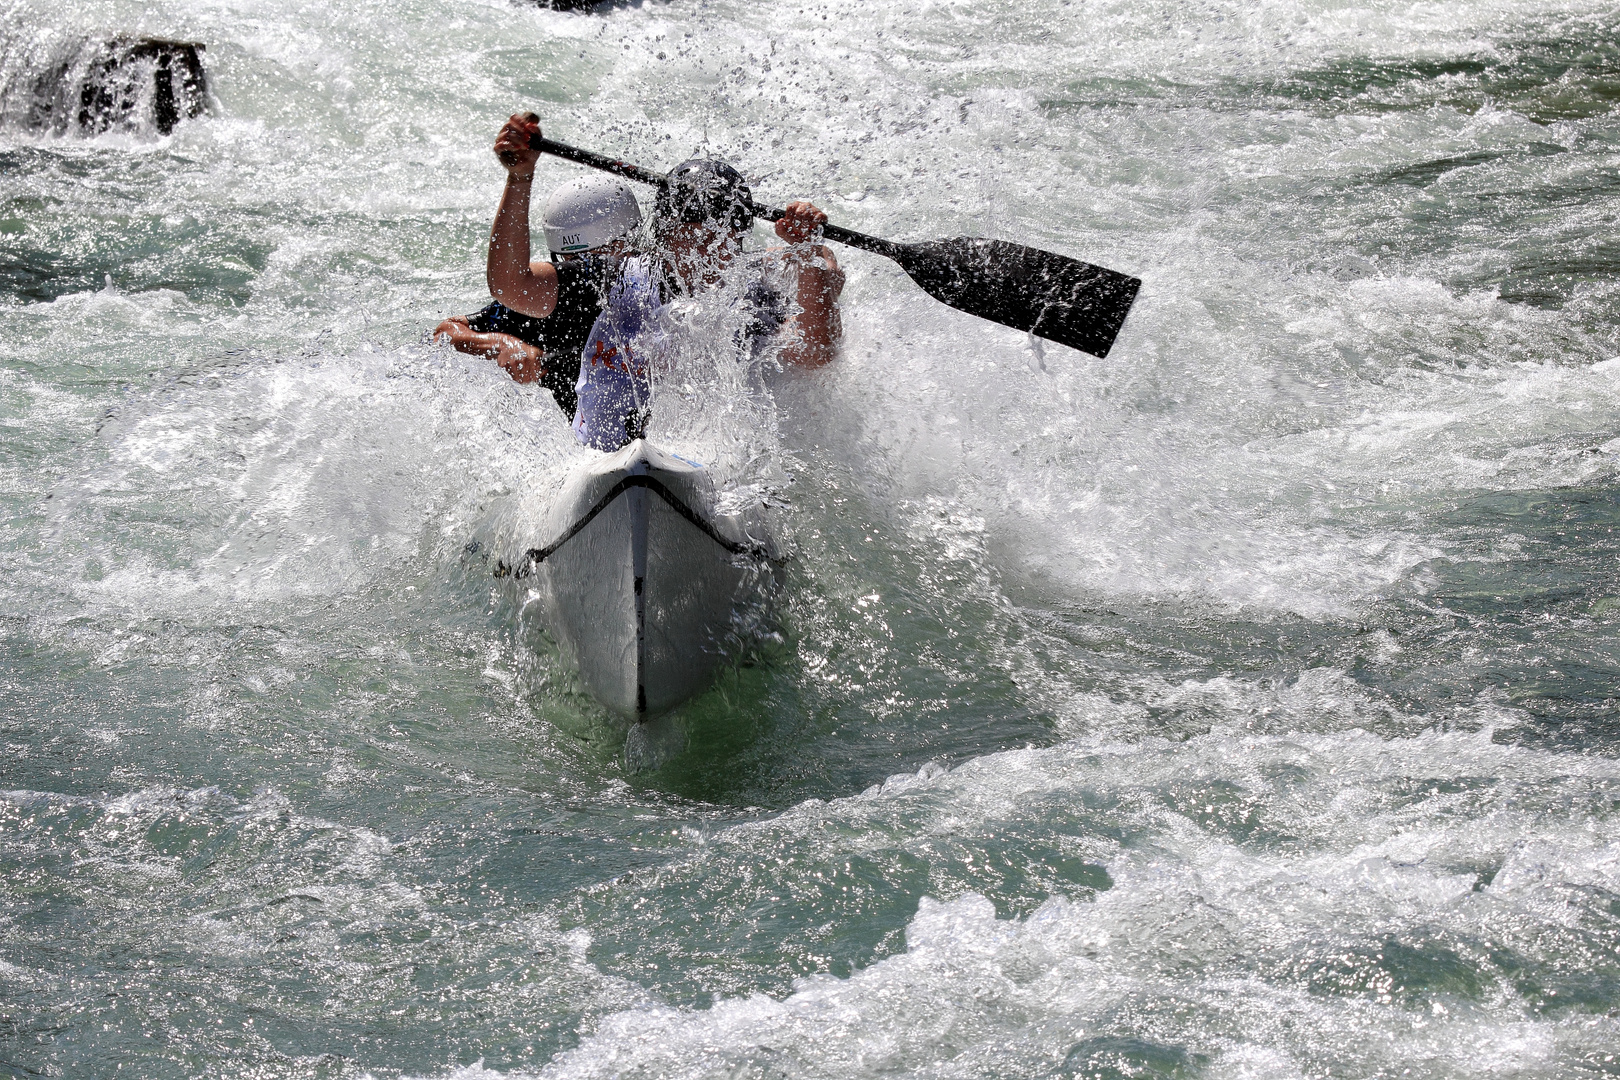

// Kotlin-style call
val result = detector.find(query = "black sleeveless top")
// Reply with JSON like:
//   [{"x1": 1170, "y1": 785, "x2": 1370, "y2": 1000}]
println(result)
[{"x1": 466, "y1": 259, "x2": 603, "y2": 418}]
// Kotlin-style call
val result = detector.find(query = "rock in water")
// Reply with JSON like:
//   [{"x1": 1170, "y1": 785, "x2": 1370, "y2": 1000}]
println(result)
[{"x1": 5, "y1": 37, "x2": 208, "y2": 137}]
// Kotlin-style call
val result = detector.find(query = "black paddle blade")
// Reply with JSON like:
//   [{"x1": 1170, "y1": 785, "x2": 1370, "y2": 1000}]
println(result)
[{"x1": 891, "y1": 238, "x2": 1141, "y2": 359}]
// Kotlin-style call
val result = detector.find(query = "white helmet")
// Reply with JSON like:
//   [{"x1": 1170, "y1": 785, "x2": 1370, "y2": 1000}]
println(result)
[{"x1": 542, "y1": 176, "x2": 642, "y2": 254}]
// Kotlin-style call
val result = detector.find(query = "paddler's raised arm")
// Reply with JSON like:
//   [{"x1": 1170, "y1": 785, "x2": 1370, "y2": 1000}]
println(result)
[
  {"x1": 486, "y1": 113, "x2": 559, "y2": 319},
  {"x1": 774, "y1": 201, "x2": 845, "y2": 368}
]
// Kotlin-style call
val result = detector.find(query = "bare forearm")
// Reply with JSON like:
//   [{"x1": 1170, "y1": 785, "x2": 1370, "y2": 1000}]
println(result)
[
  {"x1": 442, "y1": 325, "x2": 511, "y2": 359},
  {"x1": 438, "y1": 322, "x2": 546, "y2": 384},
  {"x1": 486, "y1": 175, "x2": 558, "y2": 318},
  {"x1": 782, "y1": 245, "x2": 844, "y2": 367}
]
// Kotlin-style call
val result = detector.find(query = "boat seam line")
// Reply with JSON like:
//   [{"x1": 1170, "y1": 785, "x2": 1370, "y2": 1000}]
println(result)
[{"x1": 516, "y1": 474, "x2": 768, "y2": 576}]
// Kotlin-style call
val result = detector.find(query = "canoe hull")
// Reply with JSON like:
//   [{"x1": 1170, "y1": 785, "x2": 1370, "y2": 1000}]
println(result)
[{"x1": 531, "y1": 441, "x2": 777, "y2": 718}]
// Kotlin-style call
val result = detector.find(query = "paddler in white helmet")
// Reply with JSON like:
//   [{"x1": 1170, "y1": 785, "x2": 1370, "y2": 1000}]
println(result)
[{"x1": 435, "y1": 113, "x2": 643, "y2": 417}]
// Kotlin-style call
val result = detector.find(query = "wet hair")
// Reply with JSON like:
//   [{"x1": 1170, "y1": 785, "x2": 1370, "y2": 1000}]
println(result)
[{"x1": 654, "y1": 159, "x2": 755, "y2": 234}]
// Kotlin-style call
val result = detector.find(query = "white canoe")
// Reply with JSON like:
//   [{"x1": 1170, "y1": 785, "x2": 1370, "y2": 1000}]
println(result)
[{"x1": 517, "y1": 440, "x2": 780, "y2": 719}]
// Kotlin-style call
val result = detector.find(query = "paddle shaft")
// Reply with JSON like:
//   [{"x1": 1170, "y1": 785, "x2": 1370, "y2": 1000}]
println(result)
[
  {"x1": 529, "y1": 133, "x2": 1141, "y2": 358},
  {"x1": 534, "y1": 136, "x2": 902, "y2": 258}
]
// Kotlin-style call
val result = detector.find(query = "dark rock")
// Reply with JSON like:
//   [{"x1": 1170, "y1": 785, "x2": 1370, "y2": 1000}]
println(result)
[{"x1": 5, "y1": 36, "x2": 208, "y2": 137}]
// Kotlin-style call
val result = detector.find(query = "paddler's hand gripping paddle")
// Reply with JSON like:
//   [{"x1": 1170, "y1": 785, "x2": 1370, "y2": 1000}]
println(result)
[{"x1": 530, "y1": 133, "x2": 1141, "y2": 359}]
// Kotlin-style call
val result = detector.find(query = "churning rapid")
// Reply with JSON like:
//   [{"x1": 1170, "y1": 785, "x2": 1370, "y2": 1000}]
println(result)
[{"x1": 3, "y1": 0, "x2": 1620, "y2": 1076}]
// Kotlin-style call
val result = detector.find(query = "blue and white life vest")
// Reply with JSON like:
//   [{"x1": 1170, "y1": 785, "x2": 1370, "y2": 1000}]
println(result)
[
  {"x1": 571, "y1": 255, "x2": 790, "y2": 451},
  {"x1": 572, "y1": 258, "x2": 658, "y2": 452}
]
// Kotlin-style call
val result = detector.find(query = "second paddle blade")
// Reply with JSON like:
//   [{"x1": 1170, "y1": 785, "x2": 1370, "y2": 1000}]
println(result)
[{"x1": 891, "y1": 238, "x2": 1141, "y2": 359}]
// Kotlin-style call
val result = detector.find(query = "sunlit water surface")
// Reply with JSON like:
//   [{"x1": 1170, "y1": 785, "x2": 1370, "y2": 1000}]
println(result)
[{"x1": 4, "y1": 0, "x2": 1620, "y2": 1076}]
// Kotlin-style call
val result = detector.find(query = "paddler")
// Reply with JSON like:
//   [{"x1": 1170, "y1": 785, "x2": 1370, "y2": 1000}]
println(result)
[
  {"x1": 434, "y1": 119, "x2": 643, "y2": 418},
  {"x1": 483, "y1": 112, "x2": 845, "y2": 451},
  {"x1": 571, "y1": 155, "x2": 845, "y2": 450},
  {"x1": 652, "y1": 157, "x2": 845, "y2": 368}
]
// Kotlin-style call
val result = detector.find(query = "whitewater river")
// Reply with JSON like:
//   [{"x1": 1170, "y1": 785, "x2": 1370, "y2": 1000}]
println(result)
[{"x1": 4, "y1": 0, "x2": 1620, "y2": 1076}]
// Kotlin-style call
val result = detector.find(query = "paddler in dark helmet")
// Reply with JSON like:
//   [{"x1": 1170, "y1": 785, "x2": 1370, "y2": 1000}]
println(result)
[
  {"x1": 435, "y1": 114, "x2": 642, "y2": 417},
  {"x1": 569, "y1": 154, "x2": 846, "y2": 450},
  {"x1": 653, "y1": 158, "x2": 844, "y2": 367}
]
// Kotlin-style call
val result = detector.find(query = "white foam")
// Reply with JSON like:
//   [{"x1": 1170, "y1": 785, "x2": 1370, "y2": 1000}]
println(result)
[{"x1": 524, "y1": 726, "x2": 1620, "y2": 1078}]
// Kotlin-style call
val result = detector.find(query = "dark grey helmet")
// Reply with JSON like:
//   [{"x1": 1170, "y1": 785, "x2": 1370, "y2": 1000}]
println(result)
[{"x1": 654, "y1": 159, "x2": 755, "y2": 233}]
